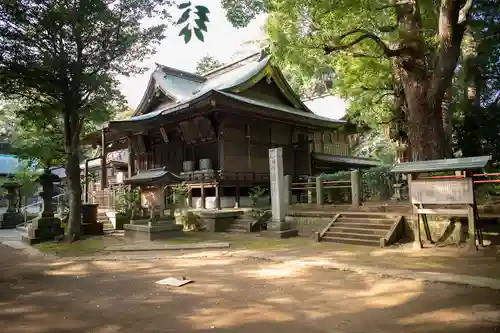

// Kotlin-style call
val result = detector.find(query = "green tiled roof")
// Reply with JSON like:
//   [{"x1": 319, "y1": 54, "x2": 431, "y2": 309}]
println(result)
[
  {"x1": 391, "y1": 156, "x2": 492, "y2": 173},
  {"x1": 312, "y1": 153, "x2": 380, "y2": 168},
  {"x1": 124, "y1": 167, "x2": 181, "y2": 185}
]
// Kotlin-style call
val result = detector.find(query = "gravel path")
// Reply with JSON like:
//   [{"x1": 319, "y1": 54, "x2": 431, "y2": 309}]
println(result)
[{"x1": 1, "y1": 244, "x2": 499, "y2": 333}]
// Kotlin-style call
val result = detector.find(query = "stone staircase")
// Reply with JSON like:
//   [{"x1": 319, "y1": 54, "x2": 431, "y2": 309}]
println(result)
[
  {"x1": 97, "y1": 211, "x2": 114, "y2": 230},
  {"x1": 226, "y1": 213, "x2": 254, "y2": 233},
  {"x1": 321, "y1": 212, "x2": 401, "y2": 246}
]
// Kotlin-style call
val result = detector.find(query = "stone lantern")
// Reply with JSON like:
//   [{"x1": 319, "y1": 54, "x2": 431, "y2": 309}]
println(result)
[
  {"x1": 0, "y1": 176, "x2": 23, "y2": 229},
  {"x1": 22, "y1": 168, "x2": 63, "y2": 244},
  {"x1": 38, "y1": 167, "x2": 61, "y2": 218}
]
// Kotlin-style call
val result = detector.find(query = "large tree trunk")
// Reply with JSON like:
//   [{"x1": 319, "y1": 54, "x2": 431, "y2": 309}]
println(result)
[
  {"x1": 66, "y1": 151, "x2": 82, "y2": 241},
  {"x1": 441, "y1": 87, "x2": 453, "y2": 157},
  {"x1": 63, "y1": 110, "x2": 83, "y2": 242},
  {"x1": 391, "y1": 0, "x2": 466, "y2": 161},
  {"x1": 401, "y1": 77, "x2": 447, "y2": 161}
]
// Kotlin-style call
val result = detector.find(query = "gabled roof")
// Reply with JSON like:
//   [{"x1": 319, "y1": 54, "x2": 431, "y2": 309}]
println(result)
[{"x1": 132, "y1": 49, "x2": 315, "y2": 118}]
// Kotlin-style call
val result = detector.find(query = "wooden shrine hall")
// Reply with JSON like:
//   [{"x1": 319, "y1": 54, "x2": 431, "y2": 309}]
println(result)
[{"x1": 85, "y1": 50, "x2": 378, "y2": 210}]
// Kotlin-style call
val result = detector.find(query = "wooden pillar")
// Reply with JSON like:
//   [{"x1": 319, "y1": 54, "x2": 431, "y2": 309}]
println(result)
[
  {"x1": 187, "y1": 186, "x2": 193, "y2": 208},
  {"x1": 127, "y1": 136, "x2": 135, "y2": 178},
  {"x1": 307, "y1": 176, "x2": 313, "y2": 204},
  {"x1": 159, "y1": 186, "x2": 166, "y2": 217},
  {"x1": 84, "y1": 159, "x2": 89, "y2": 203},
  {"x1": 215, "y1": 184, "x2": 221, "y2": 210},
  {"x1": 100, "y1": 129, "x2": 107, "y2": 190},
  {"x1": 200, "y1": 184, "x2": 206, "y2": 209},
  {"x1": 351, "y1": 169, "x2": 361, "y2": 207},
  {"x1": 235, "y1": 183, "x2": 241, "y2": 208},
  {"x1": 316, "y1": 176, "x2": 324, "y2": 205}
]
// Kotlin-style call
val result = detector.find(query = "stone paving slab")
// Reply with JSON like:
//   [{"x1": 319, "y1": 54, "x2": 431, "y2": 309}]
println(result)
[{"x1": 104, "y1": 242, "x2": 231, "y2": 252}]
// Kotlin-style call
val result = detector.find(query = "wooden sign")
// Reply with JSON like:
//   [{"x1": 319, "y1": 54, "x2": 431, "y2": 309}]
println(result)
[{"x1": 411, "y1": 178, "x2": 474, "y2": 205}]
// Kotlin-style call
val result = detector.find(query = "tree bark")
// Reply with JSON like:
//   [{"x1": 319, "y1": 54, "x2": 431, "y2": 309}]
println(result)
[
  {"x1": 63, "y1": 109, "x2": 83, "y2": 242},
  {"x1": 66, "y1": 151, "x2": 82, "y2": 241},
  {"x1": 441, "y1": 87, "x2": 453, "y2": 157}
]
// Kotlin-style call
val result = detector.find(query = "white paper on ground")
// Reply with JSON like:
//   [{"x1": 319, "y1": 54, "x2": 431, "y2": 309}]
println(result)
[{"x1": 155, "y1": 277, "x2": 193, "y2": 287}]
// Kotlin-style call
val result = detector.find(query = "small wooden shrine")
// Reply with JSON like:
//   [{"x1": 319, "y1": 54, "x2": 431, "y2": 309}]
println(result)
[{"x1": 84, "y1": 50, "x2": 378, "y2": 211}]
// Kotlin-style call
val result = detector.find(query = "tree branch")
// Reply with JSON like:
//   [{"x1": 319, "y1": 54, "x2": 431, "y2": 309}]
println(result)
[
  {"x1": 324, "y1": 29, "x2": 405, "y2": 57},
  {"x1": 375, "y1": 1, "x2": 412, "y2": 10},
  {"x1": 458, "y1": 0, "x2": 473, "y2": 24}
]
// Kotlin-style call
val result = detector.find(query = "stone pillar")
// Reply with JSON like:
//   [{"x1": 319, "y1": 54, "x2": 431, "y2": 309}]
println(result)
[
  {"x1": 284, "y1": 175, "x2": 292, "y2": 207},
  {"x1": 263, "y1": 148, "x2": 297, "y2": 239},
  {"x1": 269, "y1": 148, "x2": 285, "y2": 223},
  {"x1": 100, "y1": 129, "x2": 107, "y2": 190},
  {"x1": 200, "y1": 184, "x2": 206, "y2": 209},
  {"x1": 351, "y1": 169, "x2": 361, "y2": 207},
  {"x1": 316, "y1": 177, "x2": 324, "y2": 205}
]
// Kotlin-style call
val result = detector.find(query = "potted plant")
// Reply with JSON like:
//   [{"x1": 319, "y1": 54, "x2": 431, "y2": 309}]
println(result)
[{"x1": 248, "y1": 186, "x2": 270, "y2": 230}]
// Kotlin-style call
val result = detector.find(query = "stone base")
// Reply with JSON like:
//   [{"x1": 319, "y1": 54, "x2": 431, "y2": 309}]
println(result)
[
  {"x1": 0, "y1": 212, "x2": 23, "y2": 229},
  {"x1": 81, "y1": 222, "x2": 104, "y2": 235},
  {"x1": 197, "y1": 210, "x2": 244, "y2": 232},
  {"x1": 124, "y1": 218, "x2": 183, "y2": 241},
  {"x1": 22, "y1": 217, "x2": 63, "y2": 245},
  {"x1": 260, "y1": 229, "x2": 298, "y2": 239}
]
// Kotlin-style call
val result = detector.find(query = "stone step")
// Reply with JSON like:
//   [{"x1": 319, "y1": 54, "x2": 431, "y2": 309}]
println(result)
[
  {"x1": 228, "y1": 223, "x2": 248, "y2": 230},
  {"x1": 339, "y1": 213, "x2": 399, "y2": 220},
  {"x1": 330, "y1": 226, "x2": 388, "y2": 236},
  {"x1": 336, "y1": 217, "x2": 394, "y2": 225},
  {"x1": 226, "y1": 228, "x2": 248, "y2": 233},
  {"x1": 321, "y1": 235, "x2": 380, "y2": 246},
  {"x1": 334, "y1": 222, "x2": 393, "y2": 230},
  {"x1": 324, "y1": 231, "x2": 381, "y2": 241}
]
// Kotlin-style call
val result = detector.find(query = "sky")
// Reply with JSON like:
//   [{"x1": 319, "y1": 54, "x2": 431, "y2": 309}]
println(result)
[{"x1": 119, "y1": 1, "x2": 347, "y2": 120}]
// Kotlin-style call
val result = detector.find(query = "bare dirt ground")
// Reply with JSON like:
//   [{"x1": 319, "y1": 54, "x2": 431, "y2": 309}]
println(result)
[{"x1": 1, "y1": 244, "x2": 499, "y2": 333}]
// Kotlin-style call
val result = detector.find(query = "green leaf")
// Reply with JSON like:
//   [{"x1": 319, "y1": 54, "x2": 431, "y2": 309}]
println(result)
[
  {"x1": 178, "y1": 24, "x2": 192, "y2": 43},
  {"x1": 176, "y1": 9, "x2": 191, "y2": 25},
  {"x1": 194, "y1": 5, "x2": 209, "y2": 14},
  {"x1": 196, "y1": 11, "x2": 209, "y2": 23},
  {"x1": 178, "y1": 1, "x2": 191, "y2": 9},
  {"x1": 194, "y1": 19, "x2": 207, "y2": 32},
  {"x1": 194, "y1": 27, "x2": 204, "y2": 42}
]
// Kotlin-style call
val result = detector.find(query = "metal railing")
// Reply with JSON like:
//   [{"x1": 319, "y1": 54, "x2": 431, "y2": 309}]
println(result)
[{"x1": 16, "y1": 192, "x2": 68, "y2": 231}]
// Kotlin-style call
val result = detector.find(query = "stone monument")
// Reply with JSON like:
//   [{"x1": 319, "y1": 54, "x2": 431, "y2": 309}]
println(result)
[
  {"x1": 262, "y1": 148, "x2": 298, "y2": 239},
  {"x1": 0, "y1": 177, "x2": 23, "y2": 229},
  {"x1": 22, "y1": 168, "x2": 63, "y2": 244}
]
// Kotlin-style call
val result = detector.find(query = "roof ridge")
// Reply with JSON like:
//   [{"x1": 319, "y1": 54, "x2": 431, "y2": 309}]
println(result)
[
  {"x1": 154, "y1": 63, "x2": 206, "y2": 82},
  {"x1": 201, "y1": 50, "x2": 264, "y2": 78}
]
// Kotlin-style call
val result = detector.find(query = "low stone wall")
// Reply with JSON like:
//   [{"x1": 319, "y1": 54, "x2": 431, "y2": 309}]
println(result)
[
  {"x1": 403, "y1": 216, "x2": 466, "y2": 245},
  {"x1": 285, "y1": 211, "x2": 335, "y2": 237}
]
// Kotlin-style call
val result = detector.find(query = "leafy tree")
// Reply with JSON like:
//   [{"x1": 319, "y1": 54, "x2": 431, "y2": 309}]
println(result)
[
  {"x1": 222, "y1": 1, "x2": 479, "y2": 161},
  {"x1": 0, "y1": 0, "x2": 169, "y2": 241},
  {"x1": 195, "y1": 55, "x2": 224, "y2": 75}
]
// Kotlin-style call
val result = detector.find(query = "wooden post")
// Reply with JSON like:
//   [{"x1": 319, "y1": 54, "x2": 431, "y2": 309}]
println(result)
[
  {"x1": 200, "y1": 184, "x2": 206, "y2": 209},
  {"x1": 351, "y1": 169, "x2": 360, "y2": 207},
  {"x1": 100, "y1": 129, "x2": 107, "y2": 190},
  {"x1": 316, "y1": 176, "x2": 324, "y2": 205},
  {"x1": 159, "y1": 187, "x2": 166, "y2": 217},
  {"x1": 307, "y1": 176, "x2": 313, "y2": 204},
  {"x1": 413, "y1": 206, "x2": 423, "y2": 249},
  {"x1": 235, "y1": 183, "x2": 241, "y2": 208},
  {"x1": 127, "y1": 136, "x2": 135, "y2": 178},
  {"x1": 215, "y1": 184, "x2": 221, "y2": 210},
  {"x1": 187, "y1": 185, "x2": 193, "y2": 208},
  {"x1": 84, "y1": 159, "x2": 89, "y2": 203}
]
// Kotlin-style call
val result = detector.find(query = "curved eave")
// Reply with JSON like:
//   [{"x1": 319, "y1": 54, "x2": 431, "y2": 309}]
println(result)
[{"x1": 133, "y1": 76, "x2": 156, "y2": 117}]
